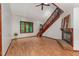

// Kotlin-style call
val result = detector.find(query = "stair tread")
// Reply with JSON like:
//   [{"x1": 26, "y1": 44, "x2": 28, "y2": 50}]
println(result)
[{"x1": 57, "y1": 40, "x2": 73, "y2": 50}]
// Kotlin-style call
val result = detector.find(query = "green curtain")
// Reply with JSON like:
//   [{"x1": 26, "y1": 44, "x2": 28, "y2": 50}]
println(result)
[
  {"x1": 21, "y1": 22, "x2": 25, "y2": 32},
  {"x1": 26, "y1": 23, "x2": 29, "y2": 32},
  {"x1": 29, "y1": 23, "x2": 33, "y2": 32},
  {"x1": 21, "y1": 21, "x2": 33, "y2": 33}
]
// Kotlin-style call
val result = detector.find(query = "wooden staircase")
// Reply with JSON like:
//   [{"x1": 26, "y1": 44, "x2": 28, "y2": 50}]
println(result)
[{"x1": 37, "y1": 4, "x2": 64, "y2": 37}]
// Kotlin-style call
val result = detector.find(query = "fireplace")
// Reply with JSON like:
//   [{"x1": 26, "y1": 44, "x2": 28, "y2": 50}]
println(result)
[
  {"x1": 61, "y1": 28, "x2": 73, "y2": 46},
  {"x1": 61, "y1": 15, "x2": 73, "y2": 46}
]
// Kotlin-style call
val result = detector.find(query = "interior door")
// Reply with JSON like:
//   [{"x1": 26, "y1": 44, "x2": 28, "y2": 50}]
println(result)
[{"x1": 0, "y1": 4, "x2": 2, "y2": 56}]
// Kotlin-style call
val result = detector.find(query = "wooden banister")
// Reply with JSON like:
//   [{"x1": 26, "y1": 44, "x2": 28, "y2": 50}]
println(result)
[
  {"x1": 43, "y1": 8, "x2": 61, "y2": 29},
  {"x1": 52, "y1": 3, "x2": 64, "y2": 13},
  {"x1": 43, "y1": 8, "x2": 58, "y2": 27},
  {"x1": 37, "y1": 4, "x2": 64, "y2": 37}
]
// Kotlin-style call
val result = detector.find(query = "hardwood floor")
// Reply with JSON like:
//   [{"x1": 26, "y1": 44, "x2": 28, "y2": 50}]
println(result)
[
  {"x1": 57, "y1": 39, "x2": 73, "y2": 50},
  {"x1": 6, "y1": 37, "x2": 79, "y2": 56}
]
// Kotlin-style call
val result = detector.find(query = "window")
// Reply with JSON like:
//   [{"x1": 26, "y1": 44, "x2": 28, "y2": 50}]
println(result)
[{"x1": 20, "y1": 21, "x2": 33, "y2": 33}]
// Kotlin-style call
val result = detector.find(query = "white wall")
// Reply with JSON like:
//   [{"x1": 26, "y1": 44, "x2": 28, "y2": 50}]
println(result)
[
  {"x1": 69, "y1": 9, "x2": 73, "y2": 28},
  {"x1": 2, "y1": 4, "x2": 12, "y2": 55},
  {"x1": 55, "y1": 3, "x2": 73, "y2": 28},
  {"x1": 43, "y1": 17, "x2": 62, "y2": 39},
  {"x1": 65, "y1": 7, "x2": 79, "y2": 50},
  {"x1": 73, "y1": 8, "x2": 79, "y2": 50},
  {"x1": 11, "y1": 15, "x2": 41, "y2": 39},
  {"x1": 43, "y1": 8, "x2": 73, "y2": 39}
]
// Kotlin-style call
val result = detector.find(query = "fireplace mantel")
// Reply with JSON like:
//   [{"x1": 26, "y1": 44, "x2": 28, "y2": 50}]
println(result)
[{"x1": 61, "y1": 28, "x2": 73, "y2": 33}]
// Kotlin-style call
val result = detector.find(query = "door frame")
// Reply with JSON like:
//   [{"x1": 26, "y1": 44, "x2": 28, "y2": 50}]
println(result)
[{"x1": 0, "y1": 4, "x2": 2, "y2": 56}]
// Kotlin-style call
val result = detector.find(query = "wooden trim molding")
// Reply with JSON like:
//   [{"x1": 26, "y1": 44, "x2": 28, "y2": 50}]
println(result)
[
  {"x1": 4, "y1": 40, "x2": 13, "y2": 56},
  {"x1": 42, "y1": 36, "x2": 61, "y2": 40},
  {"x1": 13, "y1": 36, "x2": 36, "y2": 40},
  {"x1": 0, "y1": 4, "x2": 2, "y2": 56}
]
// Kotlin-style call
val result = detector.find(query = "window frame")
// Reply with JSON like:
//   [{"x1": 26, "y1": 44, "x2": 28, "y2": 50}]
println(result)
[{"x1": 20, "y1": 21, "x2": 33, "y2": 33}]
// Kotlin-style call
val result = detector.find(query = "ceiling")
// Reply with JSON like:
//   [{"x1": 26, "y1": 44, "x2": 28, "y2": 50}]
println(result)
[
  {"x1": 9, "y1": 3, "x2": 56, "y2": 23},
  {"x1": 56, "y1": 3, "x2": 79, "y2": 16},
  {"x1": 9, "y1": 3, "x2": 79, "y2": 23}
]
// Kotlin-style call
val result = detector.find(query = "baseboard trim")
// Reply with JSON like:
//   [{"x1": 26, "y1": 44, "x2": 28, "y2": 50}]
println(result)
[
  {"x1": 42, "y1": 36, "x2": 61, "y2": 40},
  {"x1": 12, "y1": 36, "x2": 36, "y2": 40},
  {"x1": 56, "y1": 40, "x2": 64, "y2": 49},
  {"x1": 4, "y1": 39, "x2": 13, "y2": 56}
]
